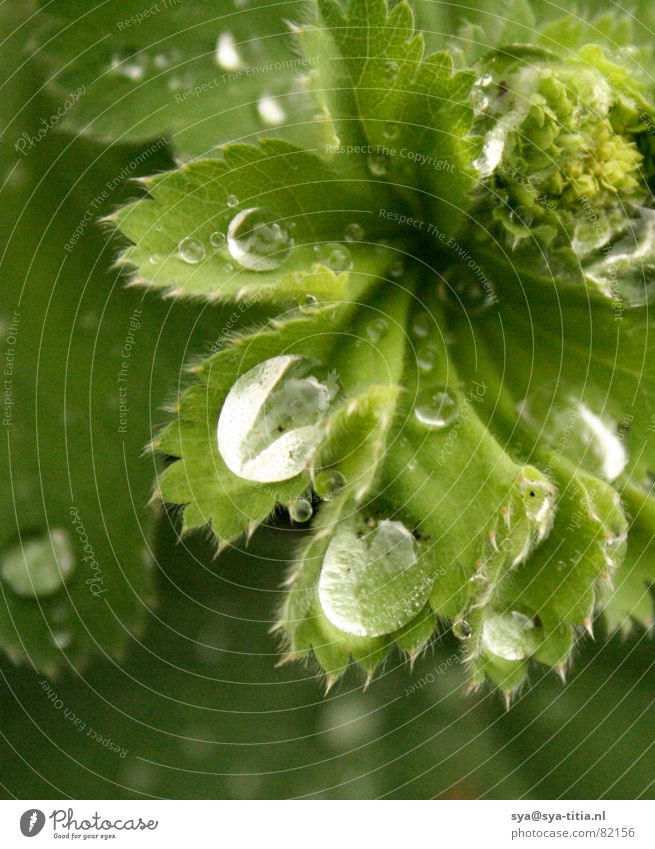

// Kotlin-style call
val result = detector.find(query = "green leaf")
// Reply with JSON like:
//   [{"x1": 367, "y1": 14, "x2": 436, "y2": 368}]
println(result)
[
  {"x1": 33, "y1": 0, "x2": 325, "y2": 159},
  {"x1": 114, "y1": 138, "x2": 400, "y2": 302}
]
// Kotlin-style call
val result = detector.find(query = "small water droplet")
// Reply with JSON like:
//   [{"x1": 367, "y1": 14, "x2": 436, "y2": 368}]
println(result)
[
  {"x1": 367, "y1": 153, "x2": 389, "y2": 177},
  {"x1": 344, "y1": 223, "x2": 364, "y2": 242},
  {"x1": 223, "y1": 262, "x2": 234, "y2": 272},
  {"x1": 411, "y1": 312, "x2": 431, "y2": 338},
  {"x1": 217, "y1": 355, "x2": 338, "y2": 482},
  {"x1": 52, "y1": 630, "x2": 72, "y2": 650},
  {"x1": 313, "y1": 243, "x2": 352, "y2": 273},
  {"x1": 417, "y1": 344, "x2": 438, "y2": 373},
  {"x1": 366, "y1": 318, "x2": 388, "y2": 343},
  {"x1": 388, "y1": 259, "x2": 404, "y2": 279},
  {"x1": 216, "y1": 32, "x2": 243, "y2": 71},
  {"x1": 314, "y1": 469, "x2": 346, "y2": 501},
  {"x1": 383, "y1": 122, "x2": 400, "y2": 141},
  {"x1": 227, "y1": 207, "x2": 292, "y2": 272},
  {"x1": 210, "y1": 231, "x2": 226, "y2": 249},
  {"x1": 452, "y1": 619, "x2": 472, "y2": 640},
  {"x1": 414, "y1": 386, "x2": 459, "y2": 429},
  {"x1": 1, "y1": 529, "x2": 76, "y2": 598},
  {"x1": 177, "y1": 237, "x2": 205, "y2": 264},
  {"x1": 382, "y1": 60, "x2": 400, "y2": 84},
  {"x1": 111, "y1": 51, "x2": 147, "y2": 81},
  {"x1": 289, "y1": 497, "x2": 313, "y2": 523},
  {"x1": 257, "y1": 94, "x2": 287, "y2": 126},
  {"x1": 299, "y1": 293, "x2": 320, "y2": 314},
  {"x1": 227, "y1": 194, "x2": 239, "y2": 208},
  {"x1": 319, "y1": 517, "x2": 433, "y2": 637}
]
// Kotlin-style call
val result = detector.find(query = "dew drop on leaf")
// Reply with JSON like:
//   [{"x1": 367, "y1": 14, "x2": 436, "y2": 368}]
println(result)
[
  {"x1": 344, "y1": 223, "x2": 364, "y2": 242},
  {"x1": 313, "y1": 243, "x2": 352, "y2": 272},
  {"x1": 1, "y1": 529, "x2": 76, "y2": 598},
  {"x1": 413, "y1": 386, "x2": 459, "y2": 429},
  {"x1": 227, "y1": 208, "x2": 292, "y2": 271},
  {"x1": 411, "y1": 312, "x2": 431, "y2": 338},
  {"x1": 257, "y1": 94, "x2": 287, "y2": 126},
  {"x1": 217, "y1": 355, "x2": 338, "y2": 482},
  {"x1": 452, "y1": 619, "x2": 472, "y2": 640},
  {"x1": 366, "y1": 318, "x2": 389, "y2": 343},
  {"x1": 382, "y1": 60, "x2": 400, "y2": 84},
  {"x1": 314, "y1": 469, "x2": 346, "y2": 501},
  {"x1": 367, "y1": 153, "x2": 390, "y2": 177},
  {"x1": 209, "y1": 231, "x2": 226, "y2": 249},
  {"x1": 227, "y1": 194, "x2": 239, "y2": 208},
  {"x1": 318, "y1": 517, "x2": 433, "y2": 637},
  {"x1": 177, "y1": 237, "x2": 205, "y2": 264},
  {"x1": 289, "y1": 497, "x2": 313, "y2": 523},
  {"x1": 416, "y1": 344, "x2": 438, "y2": 373},
  {"x1": 298, "y1": 293, "x2": 320, "y2": 314},
  {"x1": 518, "y1": 388, "x2": 628, "y2": 482},
  {"x1": 383, "y1": 122, "x2": 400, "y2": 141},
  {"x1": 481, "y1": 611, "x2": 535, "y2": 661},
  {"x1": 216, "y1": 32, "x2": 243, "y2": 71}
]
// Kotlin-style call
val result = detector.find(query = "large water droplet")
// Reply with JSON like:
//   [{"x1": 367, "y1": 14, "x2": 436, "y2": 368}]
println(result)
[
  {"x1": 227, "y1": 208, "x2": 292, "y2": 272},
  {"x1": 1, "y1": 529, "x2": 76, "y2": 598},
  {"x1": 481, "y1": 611, "x2": 535, "y2": 661},
  {"x1": 177, "y1": 237, "x2": 205, "y2": 264},
  {"x1": 216, "y1": 32, "x2": 244, "y2": 71},
  {"x1": 473, "y1": 123, "x2": 507, "y2": 178},
  {"x1": 518, "y1": 388, "x2": 628, "y2": 482},
  {"x1": 313, "y1": 243, "x2": 352, "y2": 273},
  {"x1": 413, "y1": 386, "x2": 459, "y2": 429},
  {"x1": 217, "y1": 355, "x2": 338, "y2": 482},
  {"x1": 318, "y1": 517, "x2": 433, "y2": 637}
]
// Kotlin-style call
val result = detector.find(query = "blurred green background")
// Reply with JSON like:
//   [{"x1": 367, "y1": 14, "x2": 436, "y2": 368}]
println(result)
[{"x1": 1, "y1": 1, "x2": 653, "y2": 800}]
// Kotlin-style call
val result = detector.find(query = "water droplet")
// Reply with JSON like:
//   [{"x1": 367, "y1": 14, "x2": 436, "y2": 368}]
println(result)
[
  {"x1": 111, "y1": 51, "x2": 147, "y2": 81},
  {"x1": 1, "y1": 529, "x2": 76, "y2": 598},
  {"x1": 52, "y1": 630, "x2": 72, "y2": 650},
  {"x1": 452, "y1": 619, "x2": 472, "y2": 640},
  {"x1": 411, "y1": 312, "x2": 431, "y2": 338},
  {"x1": 383, "y1": 122, "x2": 400, "y2": 141},
  {"x1": 367, "y1": 153, "x2": 389, "y2": 177},
  {"x1": 227, "y1": 208, "x2": 292, "y2": 272},
  {"x1": 223, "y1": 262, "x2": 234, "y2": 273},
  {"x1": 448, "y1": 273, "x2": 494, "y2": 314},
  {"x1": 217, "y1": 355, "x2": 338, "y2": 482},
  {"x1": 210, "y1": 231, "x2": 226, "y2": 249},
  {"x1": 177, "y1": 237, "x2": 205, "y2": 264},
  {"x1": 382, "y1": 60, "x2": 400, "y2": 84},
  {"x1": 388, "y1": 259, "x2": 404, "y2": 279},
  {"x1": 416, "y1": 344, "x2": 438, "y2": 373},
  {"x1": 299, "y1": 293, "x2": 320, "y2": 314},
  {"x1": 149, "y1": 254, "x2": 161, "y2": 265},
  {"x1": 257, "y1": 94, "x2": 287, "y2": 126},
  {"x1": 344, "y1": 223, "x2": 364, "y2": 242},
  {"x1": 518, "y1": 388, "x2": 628, "y2": 482},
  {"x1": 289, "y1": 497, "x2": 313, "y2": 523},
  {"x1": 413, "y1": 386, "x2": 459, "y2": 429},
  {"x1": 474, "y1": 123, "x2": 507, "y2": 178},
  {"x1": 313, "y1": 243, "x2": 352, "y2": 273},
  {"x1": 216, "y1": 32, "x2": 243, "y2": 71},
  {"x1": 318, "y1": 517, "x2": 433, "y2": 637},
  {"x1": 481, "y1": 611, "x2": 535, "y2": 661},
  {"x1": 314, "y1": 469, "x2": 346, "y2": 501},
  {"x1": 366, "y1": 318, "x2": 388, "y2": 343},
  {"x1": 227, "y1": 194, "x2": 239, "y2": 208}
]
